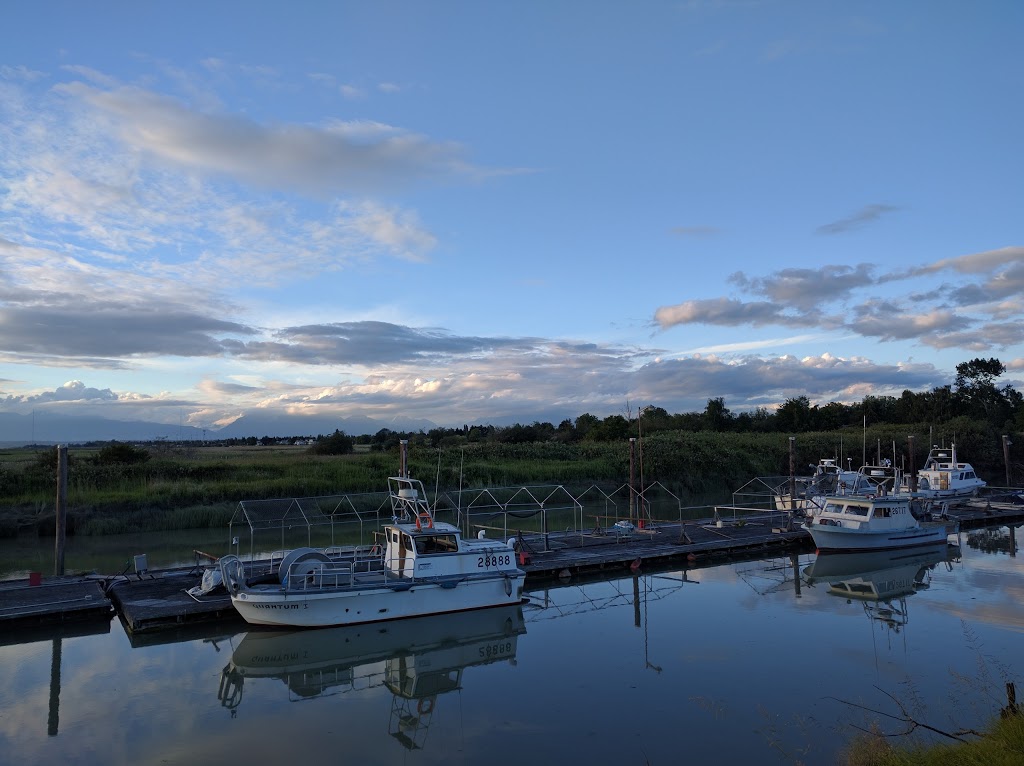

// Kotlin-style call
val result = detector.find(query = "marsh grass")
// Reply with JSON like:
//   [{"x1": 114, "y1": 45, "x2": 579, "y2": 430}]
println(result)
[
  {"x1": 843, "y1": 714, "x2": 1024, "y2": 766},
  {"x1": 0, "y1": 430, "x2": 926, "y2": 536}
]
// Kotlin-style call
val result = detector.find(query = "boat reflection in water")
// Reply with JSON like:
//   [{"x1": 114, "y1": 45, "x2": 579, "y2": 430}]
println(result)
[
  {"x1": 218, "y1": 604, "x2": 526, "y2": 750},
  {"x1": 803, "y1": 543, "x2": 960, "y2": 634}
]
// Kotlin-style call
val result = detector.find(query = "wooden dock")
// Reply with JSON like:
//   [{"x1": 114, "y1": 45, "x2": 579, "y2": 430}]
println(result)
[
  {"x1": 0, "y1": 576, "x2": 113, "y2": 630},
  {"x1": 515, "y1": 518, "x2": 812, "y2": 581},
  {"x1": 1, "y1": 498, "x2": 1021, "y2": 636},
  {"x1": 106, "y1": 568, "x2": 243, "y2": 635}
]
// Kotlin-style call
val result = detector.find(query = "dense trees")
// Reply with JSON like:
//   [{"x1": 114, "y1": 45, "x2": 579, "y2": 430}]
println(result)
[
  {"x1": 353, "y1": 357, "x2": 1021, "y2": 450},
  {"x1": 307, "y1": 429, "x2": 354, "y2": 455}
]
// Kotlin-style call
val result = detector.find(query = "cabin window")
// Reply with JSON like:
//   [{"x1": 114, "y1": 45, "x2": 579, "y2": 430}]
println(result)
[
  {"x1": 403, "y1": 534, "x2": 414, "y2": 552},
  {"x1": 823, "y1": 502, "x2": 844, "y2": 515},
  {"x1": 845, "y1": 505, "x2": 870, "y2": 518},
  {"x1": 417, "y1": 534, "x2": 459, "y2": 554}
]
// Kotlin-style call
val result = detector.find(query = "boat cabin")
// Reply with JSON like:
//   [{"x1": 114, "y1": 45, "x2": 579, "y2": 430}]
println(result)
[
  {"x1": 382, "y1": 476, "x2": 520, "y2": 581},
  {"x1": 384, "y1": 521, "x2": 462, "y2": 578},
  {"x1": 816, "y1": 496, "x2": 916, "y2": 531}
]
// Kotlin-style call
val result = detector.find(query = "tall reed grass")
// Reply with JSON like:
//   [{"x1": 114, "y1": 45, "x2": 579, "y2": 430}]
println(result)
[{"x1": 0, "y1": 421, "x2": 998, "y2": 536}]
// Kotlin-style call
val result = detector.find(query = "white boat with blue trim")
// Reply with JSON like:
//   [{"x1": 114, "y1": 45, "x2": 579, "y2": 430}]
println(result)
[
  {"x1": 803, "y1": 490, "x2": 959, "y2": 552},
  {"x1": 218, "y1": 476, "x2": 526, "y2": 628}
]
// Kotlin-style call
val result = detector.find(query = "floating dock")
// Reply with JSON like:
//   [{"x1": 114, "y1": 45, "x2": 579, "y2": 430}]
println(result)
[
  {"x1": 2, "y1": 498, "x2": 1022, "y2": 635},
  {"x1": 0, "y1": 576, "x2": 112, "y2": 630}
]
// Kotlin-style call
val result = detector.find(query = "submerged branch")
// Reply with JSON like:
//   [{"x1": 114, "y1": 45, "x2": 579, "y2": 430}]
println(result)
[{"x1": 829, "y1": 686, "x2": 984, "y2": 743}]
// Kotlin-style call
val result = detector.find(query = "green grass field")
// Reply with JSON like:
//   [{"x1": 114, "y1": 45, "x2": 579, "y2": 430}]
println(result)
[{"x1": 0, "y1": 422, "x2": 996, "y2": 537}]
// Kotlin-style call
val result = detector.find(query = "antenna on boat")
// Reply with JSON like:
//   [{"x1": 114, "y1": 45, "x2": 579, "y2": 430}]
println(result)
[
  {"x1": 459, "y1": 448, "x2": 465, "y2": 535},
  {"x1": 433, "y1": 449, "x2": 442, "y2": 512}
]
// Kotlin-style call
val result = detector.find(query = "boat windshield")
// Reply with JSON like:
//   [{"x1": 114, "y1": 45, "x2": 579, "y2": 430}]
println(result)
[{"x1": 415, "y1": 534, "x2": 460, "y2": 554}]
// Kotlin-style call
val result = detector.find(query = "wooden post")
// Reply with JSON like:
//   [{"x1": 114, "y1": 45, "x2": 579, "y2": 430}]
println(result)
[
  {"x1": 54, "y1": 445, "x2": 67, "y2": 576},
  {"x1": 908, "y1": 434, "x2": 918, "y2": 493},
  {"x1": 629, "y1": 438, "x2": 636, "y2": 523},
  {"x1": 47, "y1": 638, "x2": 62, "y2": 736},
  {"x1": 1003, "y1": 435, "x2": 1013, "y2": 487},
  {"x1": 789, "y1": 436, "x2": 796, "y2": 511},
  {"x1": 633, "y1": 574, "x2": 641, "y2": 628},
  {"x1": 399, "y1": 439, "x2": 408, "y2": 478},
  {"x1": 791, "y1": 553, "x2": 801, "y2": 598}
]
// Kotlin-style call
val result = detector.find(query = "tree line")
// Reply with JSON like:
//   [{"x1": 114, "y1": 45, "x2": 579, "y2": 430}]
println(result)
[{"x1": 357, "y1": 357, "x2": 1022, "y2": 451}]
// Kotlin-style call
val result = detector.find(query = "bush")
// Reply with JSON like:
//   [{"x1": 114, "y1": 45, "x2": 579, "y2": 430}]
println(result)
[
  {"x1": 308, "y1": 430, "x2": 354, "y2": 456},
  {"x1": 94, "y1": 442, "x2": 151, "y2": 465}
]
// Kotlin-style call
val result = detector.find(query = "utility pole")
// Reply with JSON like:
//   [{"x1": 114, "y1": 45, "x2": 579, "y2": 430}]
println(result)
[
  {"x1": 54, "y1": 445, "x2": 67, "y2": 576},
  {"x1": 1004, "y1": 435, "x2": 1014, "y2": 487},
  {"x1": 629, "y1": 437, "x2": 637, "y2": 523},
  {"x1": 788, "y1": 436, "x2": 796, "y2": 511},
  {"x1": 907, "y1": 434, "x2": 918, "y2": 493}
]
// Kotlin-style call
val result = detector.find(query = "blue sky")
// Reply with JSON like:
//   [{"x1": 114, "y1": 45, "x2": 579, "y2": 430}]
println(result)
[{"x1": 1, "y1": 1, "x2": 1021, "y2": 432}]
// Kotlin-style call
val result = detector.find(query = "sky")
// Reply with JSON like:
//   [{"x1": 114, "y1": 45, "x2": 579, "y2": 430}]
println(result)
[{"x1": 1, "y1": 1, "x2": 1022, "y2": 433}]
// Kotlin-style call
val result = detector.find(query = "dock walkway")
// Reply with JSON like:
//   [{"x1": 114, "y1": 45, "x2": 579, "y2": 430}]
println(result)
[
  {"x1": 0, "y1": 576, "x2": 112, "y2": 629},
  {"x1": 2, "y1": 498, "x2": 1021, "y2": 635}
]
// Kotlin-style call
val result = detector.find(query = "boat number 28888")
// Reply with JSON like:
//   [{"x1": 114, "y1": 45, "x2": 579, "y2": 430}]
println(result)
[{"x1": 477, "y1": 554, "x2": 512, "y2": 568}]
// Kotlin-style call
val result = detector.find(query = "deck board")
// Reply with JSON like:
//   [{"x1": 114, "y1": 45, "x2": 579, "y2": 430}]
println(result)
[{"x1": 0, "y1": 578, "x2": 113, "y2": 628}]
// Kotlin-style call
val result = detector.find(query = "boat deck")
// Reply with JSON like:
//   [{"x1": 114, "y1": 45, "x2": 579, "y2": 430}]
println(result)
[{"x1": 2, "y1": 497, "x2": 1022, "y2": 635}]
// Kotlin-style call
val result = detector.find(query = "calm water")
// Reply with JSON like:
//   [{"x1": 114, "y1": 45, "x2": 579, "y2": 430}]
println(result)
[{"x1": 2, "y1": 525, "x2": 1021, "y2": 766}]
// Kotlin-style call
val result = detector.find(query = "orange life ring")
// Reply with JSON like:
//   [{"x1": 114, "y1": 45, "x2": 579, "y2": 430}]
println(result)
[{"x1": 417, "y1": 697, "x2": 434, "y2": 715}]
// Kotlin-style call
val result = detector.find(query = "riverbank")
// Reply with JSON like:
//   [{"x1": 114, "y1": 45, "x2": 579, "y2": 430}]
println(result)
[
  {"x1": 844, "y1": 700, "x2": 1022, "y2": 765},
  {"x1": 1, "y1": 430, "x2": 944, "y2": 536}
]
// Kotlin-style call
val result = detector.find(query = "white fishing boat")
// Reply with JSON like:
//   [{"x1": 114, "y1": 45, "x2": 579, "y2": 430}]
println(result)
[
  {"x1": 803, "y1": 544, "x2": 959, "y2": 633},
  {"x1": 908, "y1": 443, "x2": 986, "y2": 498},
  {"x1": 219, "y1": 604, "x2": 526, "y2": 704},
  {"x1": 803, "y1": 491, "x2": 958, "y2": 552},
  {"x1": 775, "y1": 458, "x2": 876, "y2": 514},
  {"x1": 218, "y1": 476, "x2": 526, "y2": 628},
  {"x1": 803, "y1": 543, "x2": 957, "y2": 596},
  {"x1": 218, "y1": 605, "x2": 526, "y2": 749}
]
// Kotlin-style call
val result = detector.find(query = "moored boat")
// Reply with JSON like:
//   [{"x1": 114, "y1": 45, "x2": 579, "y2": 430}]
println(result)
[
  {"x1": 218, "y1": 475, "x2": 526, "y2": 628},
  {"x1": 220, "y1": 604, "x2": 526, "y2": 700},
  {"x1": 907, "y1": 443, "x2": 986, "y2": 498},
  {"x1": 803, "y1": 492, "x2": 958, "y2": 552},
  {"x1": 774, "y1": 457, "x2": 868, "y2": 514},
  {"x1": 803, "y1": 542, "x2": 958, "y2": 595},
  {"x1": 802, "y1": 543, "x2": 960, "y2": 633}
]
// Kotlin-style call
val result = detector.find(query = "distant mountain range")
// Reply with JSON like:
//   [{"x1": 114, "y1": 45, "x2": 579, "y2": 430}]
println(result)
[{"x1": 0, "y1": 411, "x2": 440, "y2": 446}]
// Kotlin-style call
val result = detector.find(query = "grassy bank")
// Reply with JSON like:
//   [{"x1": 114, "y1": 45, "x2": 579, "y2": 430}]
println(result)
[{"x1": 844, "y1": 712, "x2": 1024, "y2": 765}]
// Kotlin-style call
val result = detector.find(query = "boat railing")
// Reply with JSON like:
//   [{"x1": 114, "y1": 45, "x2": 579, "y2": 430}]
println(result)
[{"x1": 283, "y1": 559, "x2": 368, "y2": 590}]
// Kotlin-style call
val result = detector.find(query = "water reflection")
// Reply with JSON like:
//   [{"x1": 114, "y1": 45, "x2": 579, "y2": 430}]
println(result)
[
  {"x1": 803, "y1": 543, "x2": 961, "y2": 634},
  {"x1": 967, "y1": 524, "x2": 1019, "y2": 556},
  {"x1": 218, "y1": 605, "x2": 526, "y2": 751}
]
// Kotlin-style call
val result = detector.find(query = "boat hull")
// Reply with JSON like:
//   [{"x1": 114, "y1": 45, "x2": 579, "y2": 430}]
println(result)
[
  {"x1": 229, "y1": 604, "x2": 526, "y2": 679},
  {"x1": 230, "y1": 573, "x2": 526, "y2": 628},
  {"x1": 804, "y1": 520, "x2": 957, "y2": 552}
]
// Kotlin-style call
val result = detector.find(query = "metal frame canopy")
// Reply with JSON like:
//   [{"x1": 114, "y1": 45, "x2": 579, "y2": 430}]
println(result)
[{"x1": 228, "y1": 491, "x2": 390, "y2": 561}]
